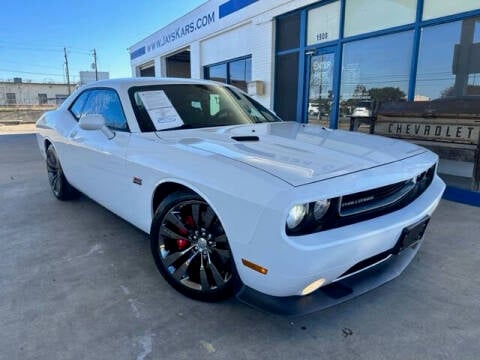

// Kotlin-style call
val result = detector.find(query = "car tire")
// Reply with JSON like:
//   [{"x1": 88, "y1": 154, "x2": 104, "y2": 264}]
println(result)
[
  {"x1": 45, "y1": 145, "x2": 79, "y2": 201},
  {"x1": 150, "y1": 190, "x2": 240, "y2": 302}
]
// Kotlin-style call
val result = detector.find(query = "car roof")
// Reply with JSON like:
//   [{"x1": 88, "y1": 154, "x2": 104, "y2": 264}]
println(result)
[
  {"x1": 60, "y1": 77, "x2": 245, "y2": 118},
  {"x1": 80, "y1": 77, "x2": 222, "y2": 93}
]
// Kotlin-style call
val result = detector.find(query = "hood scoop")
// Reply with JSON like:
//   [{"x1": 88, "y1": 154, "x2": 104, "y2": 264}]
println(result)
[{"x1": 231, "y1": 136, "x2": 259, "y2": 142}]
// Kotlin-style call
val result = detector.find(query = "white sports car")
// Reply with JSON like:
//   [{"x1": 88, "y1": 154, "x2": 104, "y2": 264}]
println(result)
[{"x1": 36, "y1": 78, "x2": 445, "y2": 314}]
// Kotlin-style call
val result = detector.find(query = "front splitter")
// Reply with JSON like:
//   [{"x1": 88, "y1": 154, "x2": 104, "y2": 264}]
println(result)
[{"x1": 236, "y1": 243, "x2": 420, "y2": 316}]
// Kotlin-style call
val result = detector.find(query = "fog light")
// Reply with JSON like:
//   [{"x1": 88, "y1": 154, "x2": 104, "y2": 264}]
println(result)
[{"x1": 301, "y1": 278, "x2": 326, "y2": 296}]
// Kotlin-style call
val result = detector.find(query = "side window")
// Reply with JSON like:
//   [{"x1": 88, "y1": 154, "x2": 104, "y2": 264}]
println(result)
[
  {"x1": 82, "y1": 89, "x2": 128, "y2": 131},
  {"x1": 70, "y1": 91, "x2": 91, "y2": 120}
]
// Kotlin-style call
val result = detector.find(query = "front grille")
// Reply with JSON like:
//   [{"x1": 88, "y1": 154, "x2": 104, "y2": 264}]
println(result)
[
  {"x1": 340, "y1": 179, "x2": 416, "y2": 216},
  {"x1": 339, "y1": 165, "x2": 435, "y2": 218}
]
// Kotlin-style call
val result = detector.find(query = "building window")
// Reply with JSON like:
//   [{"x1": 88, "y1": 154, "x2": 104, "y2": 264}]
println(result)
[
  {"x1": 229, "y1": 58, "x2": 251, "y2": 92},
  {"x1": 415, "y1": 17, "x2": 480, "y2": 101},
  {"x1": 205, "y1": 63, "x2": 227, "y2": 83},
  {"x1": 38, "y1": 93, "x2": 48, "y2": 105},
  {"x1": 344, "y1": 0, "x2": 417, "y2": 37},
  {"x1": 274, "y1": 52, "x2": 299, "y2": 121},
  {"x1": 423, "y1": 0, "x2": 480, "y2": 21},
  {"x1": 340, "y1": 31, "x2": 413, "y2": 118},
  {"x1": 204, "y1": 56, "x2": 251, "y2": 92},
  {"x1": 276, "y1": 12, "x2": 301, "y2": 51},
  {"x1": 138, "y1": 61, "x2": 155, "y2": 77},
  {"x1": 165, "y1": 50, "x2": 191, "y2": 78},
  {"x1": 307, "y1": 1, "x2": 341, "y2": 46},
  {"x1": 6, "y1": 93, "x2": 16, "y2": 105}
]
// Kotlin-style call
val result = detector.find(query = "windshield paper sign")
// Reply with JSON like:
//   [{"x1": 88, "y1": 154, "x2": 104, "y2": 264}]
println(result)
[{"x1": 138, "y1": 91, "x2": 184, "y2": 131}]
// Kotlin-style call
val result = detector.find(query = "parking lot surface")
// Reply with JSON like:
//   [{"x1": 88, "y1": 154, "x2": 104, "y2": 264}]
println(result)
[{"x1": 1, "y1": 133, "x2": 479, "y2": 360}]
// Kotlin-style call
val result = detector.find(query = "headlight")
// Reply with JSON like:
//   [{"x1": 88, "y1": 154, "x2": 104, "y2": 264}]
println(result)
[
  {"x1": 286, "y1": 204, "x2": 307, "y2": 229},
  {"x1": 313, "y1": 199, "x2": 330, "y2": 220},
  {"x1": 286, "y1": 199, "x2": 332, "y2": 235}
]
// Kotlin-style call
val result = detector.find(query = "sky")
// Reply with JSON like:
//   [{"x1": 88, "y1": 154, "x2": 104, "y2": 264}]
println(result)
[{"x1": 0, "y1": 0, "x2": 206, "y2": 83}]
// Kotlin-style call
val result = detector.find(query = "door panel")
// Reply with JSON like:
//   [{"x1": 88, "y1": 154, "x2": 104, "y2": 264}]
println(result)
[
  {"x1": 68, "y1": 127, "x2": 130, "y2": 217},
  {"x1": 63, "y1": 87, "x2": 131, "y2": 218}
]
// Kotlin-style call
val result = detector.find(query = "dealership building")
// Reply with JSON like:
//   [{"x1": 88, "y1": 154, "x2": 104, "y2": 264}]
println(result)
[{"x1": 129, "y1": 0, "x2": 480, "y2": 192}]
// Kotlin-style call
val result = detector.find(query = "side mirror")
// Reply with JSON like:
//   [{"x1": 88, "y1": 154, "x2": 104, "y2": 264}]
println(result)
[
  {"x1": 79, "y1": 114, "x2": 105, "y2": 130},
  {"x1": 78, "y1": 114, "x2": 114, "y2": 139}
]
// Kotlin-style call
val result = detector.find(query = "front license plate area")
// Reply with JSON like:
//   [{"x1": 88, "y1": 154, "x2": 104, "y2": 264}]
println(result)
[{"x1": 394, "y1": 217, "x2": 430, "y2": 254}]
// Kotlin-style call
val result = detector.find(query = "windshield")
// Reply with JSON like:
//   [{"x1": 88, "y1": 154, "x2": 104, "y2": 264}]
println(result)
[{"x1": 129, "y1": 84, "x2": 282, "y2": 132}]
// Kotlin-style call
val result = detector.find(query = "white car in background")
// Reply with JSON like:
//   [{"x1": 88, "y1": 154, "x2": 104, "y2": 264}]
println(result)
[
  {"x1": 308, "y1": 103, "x2": 320, "y2": 116},
  {"x1": 352, "y1": 101, "x2": 373, "y2": 118},
  {"x1": 36, "y1": 78, "x2": 445, "y2": 315}
]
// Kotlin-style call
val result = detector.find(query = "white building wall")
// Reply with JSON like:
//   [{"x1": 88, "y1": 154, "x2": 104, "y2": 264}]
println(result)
[
  {"x1": 200, "y1": 23, "x2": 252, "y2": 65},
  {"x1": 249, "y1": 19, "x2": 275, "y2": 108},
  {"x1": 198, "y1": 21, "x2": 274, "y2": 106},
  {"x1": 129, "y1": 0, "x2": 319, "y2": 107}
]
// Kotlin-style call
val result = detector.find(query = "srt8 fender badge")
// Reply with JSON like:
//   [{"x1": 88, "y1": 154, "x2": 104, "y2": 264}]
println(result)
[{"x1": 133, "y1": 177, "x2": 142, "y2": 185}]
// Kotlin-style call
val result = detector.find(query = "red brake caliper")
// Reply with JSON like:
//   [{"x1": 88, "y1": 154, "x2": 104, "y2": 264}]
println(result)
[{"x1": 176, "y1": 215, "x2": 194, "y2": 250}]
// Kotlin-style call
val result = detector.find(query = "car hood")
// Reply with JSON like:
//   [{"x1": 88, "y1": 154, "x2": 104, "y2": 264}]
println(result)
[{"x1": 155, "y1": 122, "x2": 426, "y2": 186}]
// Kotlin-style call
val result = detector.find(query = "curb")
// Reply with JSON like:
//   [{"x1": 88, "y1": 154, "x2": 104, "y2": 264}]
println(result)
[{"x1": 443, "y1": 186, "x2": 480, "y2": 207}]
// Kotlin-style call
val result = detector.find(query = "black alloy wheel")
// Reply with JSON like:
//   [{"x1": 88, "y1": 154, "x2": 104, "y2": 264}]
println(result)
[
  {"x1": 46, "y1": 145, "x2": 78, "y2": 200},
  {"x1": 150, "y1": 191, "x2": 239, "y2": 301}
]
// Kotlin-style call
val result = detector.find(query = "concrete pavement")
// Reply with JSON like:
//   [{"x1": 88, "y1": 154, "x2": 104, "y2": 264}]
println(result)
[{"x1": 1, "y1": 133, "x2": 479, "y2": 360}]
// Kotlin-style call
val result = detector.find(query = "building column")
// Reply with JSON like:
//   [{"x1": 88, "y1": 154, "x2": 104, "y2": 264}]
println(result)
[
  {"x1": 154, "y1": 57, "x2": 162, "y2": 77},
  {"x1": 131, "y1": 64, "x2": 139, "y2": 77},
  {"x1": 190, "y1": 42, "x2": 201, "y2": 79}
]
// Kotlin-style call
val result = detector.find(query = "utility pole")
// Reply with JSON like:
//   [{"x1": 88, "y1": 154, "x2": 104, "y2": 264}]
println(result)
[
  {"x1": 64, "y1": 47, "x2": 71, "y2": 95},
  {"x1": 93, "y1": 48, "x2": 98, "y2": 81}
]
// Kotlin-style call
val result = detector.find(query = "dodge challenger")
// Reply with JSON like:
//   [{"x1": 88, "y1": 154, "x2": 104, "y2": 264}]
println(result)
[{"x1": 36, "y1": 78, "x2": 445, "y2": 314}]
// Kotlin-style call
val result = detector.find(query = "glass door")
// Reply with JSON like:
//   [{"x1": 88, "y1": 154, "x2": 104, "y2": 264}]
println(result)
[{"x1": 306, "y1": 47, "x2": 338, "y2": 127}]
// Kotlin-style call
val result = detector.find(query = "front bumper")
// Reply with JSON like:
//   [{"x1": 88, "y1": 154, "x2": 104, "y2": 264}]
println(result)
[
  {"x1": 237, "y1": 241, "x2": 420, "y2": 316},
  {"x1": 232, "y1": 174, "x2": 445, "y2": 299}
]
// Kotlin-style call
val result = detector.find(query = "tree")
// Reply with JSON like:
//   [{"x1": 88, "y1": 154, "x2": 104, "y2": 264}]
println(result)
[
  {"x1": 368, "y1": 87, "x2": 406, "y2": 102},
  {"x1": 440, "y1": 86, "x2": 454, "y2": 98},
  {"x1": 352, "y1": 84, "x2": 369, "y2": 100},
  {"x1": 441, "y1": 85, "x2": 480, "y2": 98}
]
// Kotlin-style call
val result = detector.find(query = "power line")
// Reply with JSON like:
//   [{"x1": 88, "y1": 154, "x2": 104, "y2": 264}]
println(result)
[
  {"x1": 0, "y1": 68, "x2": 64, "y2": 77},
  {"x1": 0, "y1": 67, "x2": 84, "y2": 81},
  {"x1": 69, "y1": 50, "x2": 92, "y2": 56},
  {"x1": 0, "y1": 40, "x2": 93, "y2": 53},
  {"x1": 0, "y1": 42, "x2": 94, "y2": 56},
  {"x1": 0, "y1": 60, "x2": 63, "y2": 71},
  {"x1": 0, "y1": 45, "x2": 64, "y2": 53}
]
